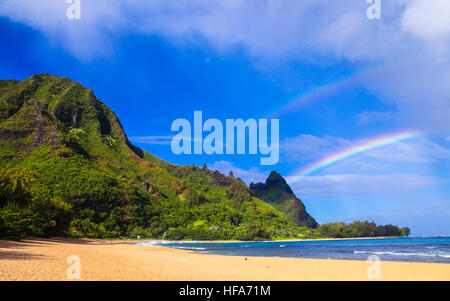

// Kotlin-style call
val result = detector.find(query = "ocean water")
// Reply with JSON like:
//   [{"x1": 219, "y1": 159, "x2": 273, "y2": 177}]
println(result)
[{"x1": 137, "y1": 237, "x2": 450, "y2": 263}]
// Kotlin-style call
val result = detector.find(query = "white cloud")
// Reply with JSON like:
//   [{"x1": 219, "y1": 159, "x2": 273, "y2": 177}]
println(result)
[
  {"x1": 130, "y1": 135, "x2": 173, "y2": 145},
  {"x1": 289, "y1": 173, "x2": 444, "y2": 199},
  {"x1": 207, "y1": 160, "x2": 267, "y2": 185},
  {"x1": 280, "y1": 134, "x2": 350, "y2": 162},
  {"x1": 281, "y1": 133, "x2": 449, "y2": 200},
  {"x1": 281, "y1": 134, "x2": 450, "y2": 167},
  {"x1": 364, "y1": 137, "x2": 450, "y2": 164},
  {"x1": 130, "y1": 135, "x2": 207, "y2": 145},
  {"x1": 402, "y1": 0, "x2": 450, "y2": 40},
  {"x1": 0, "y1": 0, "x2": 125, "y2": 60},
  {"x1": 1, "y1": 0, "x2": 450, "y2": 129}
]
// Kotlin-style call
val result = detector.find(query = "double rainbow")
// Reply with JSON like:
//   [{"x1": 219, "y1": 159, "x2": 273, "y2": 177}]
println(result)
[
  {"x1": 268, "y1": 62, "x2": 400, "y2": 119},
  {"x1": 287, "y1": 130, "x2": 422, "y2": 185}
]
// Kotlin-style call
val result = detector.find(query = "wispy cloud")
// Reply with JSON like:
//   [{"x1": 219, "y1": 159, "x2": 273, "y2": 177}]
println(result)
[
  {"x1": 130, "y1": 135, "x2": 173, "y2": 145},
  {"x1": 356, "y1": 111, "x2": 394, "y2": 125},
  {"x1": 402, "y1": 0, "x2": 450, "y2": 40},
  {"x1": 131, "y1": 135, "x2": 209, "y2": 145},
  {"x1": 281, "y1": 134, "x2": 450, "y2": 167},
  {"x1": 281, "y1": 133, "x2": 450, "y2": 200},
  {"x1": 1, "y1": 0, "x2": 450, "y2": 129},
  {"x1": 289, "y1": 173, "x2": 445, "y2": 200},
  {"x1": 364, "y1": 137, "x2": 450, "y2": 164},
  {"x1": 280, "y1": 134, "x2": 350, "y2": 162}
]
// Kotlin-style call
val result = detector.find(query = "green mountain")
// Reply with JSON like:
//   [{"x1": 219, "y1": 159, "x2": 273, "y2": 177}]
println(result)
[
  {"x1": 0, "y1": 74, "x2": 303, "y2": 240},
  {"x1": 250, "y1": 171, "x2": 318, "y2": 228}
]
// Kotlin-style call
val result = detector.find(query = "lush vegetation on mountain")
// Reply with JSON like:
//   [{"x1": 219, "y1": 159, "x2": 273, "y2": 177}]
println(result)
[
  {"x1": 250, "y1": 171, "x2": 318, "y2": 228},
  {"x1": 0, "y1": 74, "x2": 305, "y2": 240},
  {"x1": 0, "y1": 74, "x2": 410, "y2": 241}
]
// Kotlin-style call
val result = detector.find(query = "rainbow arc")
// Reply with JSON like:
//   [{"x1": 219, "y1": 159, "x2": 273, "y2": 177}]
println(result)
[{"x1": 287, "y1": 131, "x2": 422, "y2": 185}]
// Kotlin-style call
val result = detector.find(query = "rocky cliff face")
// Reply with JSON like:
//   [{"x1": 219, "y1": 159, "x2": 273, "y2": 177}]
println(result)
[{"x1": 250, "y1": 171, "x2": 318, "y2": 228}]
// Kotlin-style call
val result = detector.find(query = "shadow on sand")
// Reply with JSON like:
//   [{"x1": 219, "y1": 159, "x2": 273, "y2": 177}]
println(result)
[{"x1": 0, "y1": 237, "x2": 111, "y2": 261}]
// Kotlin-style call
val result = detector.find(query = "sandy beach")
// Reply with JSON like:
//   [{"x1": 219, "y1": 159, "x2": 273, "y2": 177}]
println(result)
[{"x1": 1, "y1": 238, "x2": 449, "y2": 281}]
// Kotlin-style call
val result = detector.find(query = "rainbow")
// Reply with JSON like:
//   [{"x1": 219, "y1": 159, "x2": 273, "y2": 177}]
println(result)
[
  {"x1": 267, "y1": 61, "x2": 407, "y2": 119},
  {"x1": 268, "y1": 72, "x2": 356, "y2": 118},
  {"x1": 287, "y1": 130, "x2": 423, "y2": 185}
]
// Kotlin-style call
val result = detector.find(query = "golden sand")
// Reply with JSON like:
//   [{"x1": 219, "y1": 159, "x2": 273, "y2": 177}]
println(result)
[{"x1": 0, "y1": 238, "x2": 449, "y2": 281}]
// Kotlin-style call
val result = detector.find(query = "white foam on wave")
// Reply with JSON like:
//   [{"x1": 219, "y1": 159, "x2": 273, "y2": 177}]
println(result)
[
  {"x1": 137, "y1": 241, "x2": 172, "y2": 246},
  {"x1": 173, "y1": 246, "x2": 207, "y2": 251},
  {"x1": 136, "y1": 241, "x2": 207, "y2": 251},
  {"x1": 354, "y1": 250, "x2": 450, "y2": 258},
  {"x1": 137, "y1": 240, "x2": 203, "y2": 247}
]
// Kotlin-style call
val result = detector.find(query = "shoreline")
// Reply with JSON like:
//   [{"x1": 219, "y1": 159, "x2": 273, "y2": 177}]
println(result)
[
  {"x1": 1, "y1": 238, "x2": 449, "y2": 281},
  {"x1": 122, "y1": 236, "x2": 403, "y2": 244}
]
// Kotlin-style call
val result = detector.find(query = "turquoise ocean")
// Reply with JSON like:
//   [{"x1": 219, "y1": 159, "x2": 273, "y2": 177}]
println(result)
[{"x1": 138, "y1": 237, "x2": 450, "y2": 263}]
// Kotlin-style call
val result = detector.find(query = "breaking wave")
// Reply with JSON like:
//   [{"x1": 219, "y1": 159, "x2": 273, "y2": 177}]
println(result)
[{"x1": 354, "y1": 250, "x2": 450, "y2": 258}]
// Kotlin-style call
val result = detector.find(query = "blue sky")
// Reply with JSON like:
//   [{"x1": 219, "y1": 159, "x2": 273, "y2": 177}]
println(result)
[{"x1": 1, "y1": 0, "x2": 449, "y2": 235}]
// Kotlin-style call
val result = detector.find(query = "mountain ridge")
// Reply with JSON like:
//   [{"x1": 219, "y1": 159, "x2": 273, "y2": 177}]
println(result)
[
  {"x1": 250, "y1": 171, "x2": 318, "y2": 228},
  {"x1": 0, "y1": 74, "x2": 308, "y2": 240}
]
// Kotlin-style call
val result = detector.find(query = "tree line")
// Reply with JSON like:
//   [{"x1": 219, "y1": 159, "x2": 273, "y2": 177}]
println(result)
[{"x1": 317, "y1": 220, "x2": 410, "y2": 238}]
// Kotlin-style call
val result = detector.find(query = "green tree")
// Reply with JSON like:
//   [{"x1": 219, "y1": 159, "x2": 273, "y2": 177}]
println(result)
[{"x1": 400, "y1": 227, "x2": 411, "y2": 237}]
